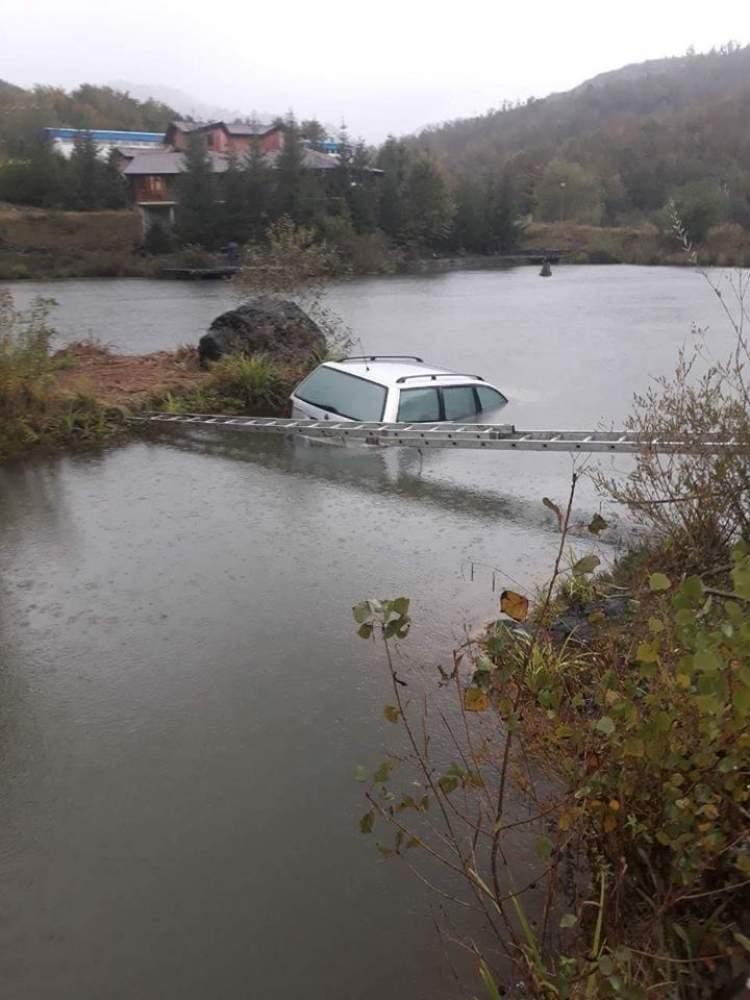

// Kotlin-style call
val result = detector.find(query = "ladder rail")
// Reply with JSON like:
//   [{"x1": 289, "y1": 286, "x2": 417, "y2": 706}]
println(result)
[{"x1": 129, "y1": 412, "x2": 747, "y2": 455}]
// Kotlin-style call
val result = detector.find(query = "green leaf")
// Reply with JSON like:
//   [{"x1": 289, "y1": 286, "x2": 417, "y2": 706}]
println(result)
[
  {"x1": 478, "y1": 960, "x2": 503, "y2": 1000},
  {"x1": 474, "y1": 654, "x2": 494, "y2": 673},
  {"x1": 383, "y1": 704, "x2": 400, "y2": 724},
  {"x1": 734, "y1": 931, "x2": 750, "y2": 953},
  {"x1": 648, "y1": 617, "x2": 664, "y2": 634},
  {"x1": 693, "y1": 648, "x2": 721, "y2": 673},
  {"x1": 649, "y1": 572, "x2": 671, "y2": 592},
  {"x1": 373, "y1": 760, "x2": 394, "y2": 783},
  {"x1": 623, "y1": 737, "x2": 645, "y2": 758},
  {"x1": 588, "y1": 513, "x2": 608, "y2": 535},
  {"x1": 560, "y1": 913, "x2": 578, "y2": 929},
  {"x1": 357, "y1": 622, "x2": 373, "y2": 639},
  {"x1": 681, "y1": 575, "x2": 704, "y2": 604},
  {"x1": 391, "y1": 596, "x2": 410, "y2": 617},
  {"x1": 572, "y1": 554, "x2": 601, "y2": 576},
  {"x1": 535, "y1": 835, "x2": 553, "y2": 860},
  {"x1": 595, "y1": 715, "x2": 616, "y2": 736},
  {"x1": 464, "y1": 686, "x2": 490, "y2": 712},
  {"x1": 438, "y1": 774, "x2": 460, "y2": 795},
  {"x1": 359, "y1": 810, "x2": 375, "y2": 834},
  {"x1": 598, "y1": 954, "x2": 614, "y2": 976},
  {"x1": 637, "y1": 641, "x2": 659, "y2": 664},
  {"x1": 352, "y1": 602, "x2": 370, "y2": 624},
  {"x1": 354, "y1": 765, "x2": 368, "y2": 782}
]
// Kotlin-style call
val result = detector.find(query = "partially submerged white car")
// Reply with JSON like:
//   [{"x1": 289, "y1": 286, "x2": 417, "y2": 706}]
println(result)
[{"x1": 290, "y1": 356, "x2": 508, "y2": 424}]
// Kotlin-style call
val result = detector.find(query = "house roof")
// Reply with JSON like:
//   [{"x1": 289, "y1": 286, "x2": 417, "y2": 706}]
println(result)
[
  {"x1": 114, "y1": 144, "x2": 169, "y2": 159},
  {"x1": 265, "y1": 147, "x2": 340, "y2": 170},
  {"x1": 122, "y1": 146, "x2": 380, "y2": 177},
  {"x1": 122, "y1": 150, "x2": 231, "y2": 175},
  {"x1": 167, "y1": 119, "x2": 280, "y2": 137}
]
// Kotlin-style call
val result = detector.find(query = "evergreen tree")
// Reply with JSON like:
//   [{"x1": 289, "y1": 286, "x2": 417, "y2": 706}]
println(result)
[
  {"x1": 69, "y1": 132, "x2": 101, "y2": 209},
  {"x1": 0, "y1": 140, "x2": 69, "y2": 207},
  {"x1": 485, "y1": 172, "x2": 522, "y2": 252},
  {"x1": 244, "y1": 136, "x2": 273, "y2": 240},
  {"x1": 375, "y1": 137, "x2": 410, "y2": 238},
  {"x1": 221, "y1": 151, "x2": 248, "y2": 242},
  {"x1": 101, "y1": 149, "x2": 128, "y2": 209},
  {"x1": 299, "y1": 119, "x2": 327, "y2": 150},
  {"x1": 401, "y1": 158, "x2": 453, "y2": 249},
  {"x1": 349, "y1": 142, "x2": 378, "y2": 233},
  {"x1": 274, "y1": 116, "x2": 306, "y2": 220},
  {"x1": 175, "y1": 133, "x2": 217, "y2": 247}
]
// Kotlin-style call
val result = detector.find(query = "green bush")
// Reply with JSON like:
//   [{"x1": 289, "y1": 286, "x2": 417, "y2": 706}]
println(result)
[{"x1": 208, "y1": 353, "x2": 286, "y2": 413}]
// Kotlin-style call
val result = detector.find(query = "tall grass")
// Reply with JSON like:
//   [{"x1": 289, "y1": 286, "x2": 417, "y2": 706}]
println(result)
[
  {"x1": 208, "y1": 353, "x2": 285, "y2": 412},
  {"x1": 0, "y1": 290, "x2": 123, "y2": 458}
]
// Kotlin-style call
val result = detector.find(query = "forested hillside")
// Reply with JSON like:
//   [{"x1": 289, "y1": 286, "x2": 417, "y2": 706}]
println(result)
[
  {"x1": 408, "y1": 43, "x2": 750, "y2": 233},
  {"x1": 0, "y1": 82, "x2": 178, "y2": 156}
]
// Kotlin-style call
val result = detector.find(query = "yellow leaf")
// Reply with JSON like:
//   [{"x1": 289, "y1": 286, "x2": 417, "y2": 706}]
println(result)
[
  {"x1": 604, "y1": 813, "x2": 617, "y2": 833},
  {"x1": 609, "y1": 799, "x2": 621, "y2": 812},
  {"x1": 464, "y1": 687, "x2": 490, "y2": 712},
  {"x1": 558, "y1": 810, "x2": 574, "y2": 831},
  {"x1": 500, "y1": 590, "x2": 529, "y2": 623}
]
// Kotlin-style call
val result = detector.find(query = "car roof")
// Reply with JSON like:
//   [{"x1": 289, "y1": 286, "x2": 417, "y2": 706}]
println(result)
[{"x1": 323, "y1": 358, "x2": 487, "y2": 388}]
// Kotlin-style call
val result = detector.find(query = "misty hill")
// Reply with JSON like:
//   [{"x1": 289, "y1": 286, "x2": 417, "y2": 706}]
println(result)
[
  {"x1": 409, "y1": 44, "x2": 750, "y2": 227},
  {"x1": 0, "y1": 83, "x2": 179, "y2": 156}
]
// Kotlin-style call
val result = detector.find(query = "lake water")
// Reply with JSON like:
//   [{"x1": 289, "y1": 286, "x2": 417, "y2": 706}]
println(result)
[{"x1": 0, "y1": 266, "x2": 741, "y2": 998}]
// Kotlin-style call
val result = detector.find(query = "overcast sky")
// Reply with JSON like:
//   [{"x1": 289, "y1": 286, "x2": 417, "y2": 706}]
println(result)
[{"x1": 2, "y1": 0, "x2": 746, "y2": 140}]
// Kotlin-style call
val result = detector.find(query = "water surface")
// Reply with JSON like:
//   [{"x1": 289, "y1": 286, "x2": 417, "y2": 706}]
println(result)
[{"x1": 0, "y1": 266, "x2": 742, "y2": 998}]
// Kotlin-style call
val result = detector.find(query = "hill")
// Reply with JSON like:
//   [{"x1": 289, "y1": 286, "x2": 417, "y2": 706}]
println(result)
[
  {"x1": 0, "y1": 82, "x2": 179, "y2": 157},
  {"x1": 408, "y1": 44, "x2": 750, "y2": 230}
]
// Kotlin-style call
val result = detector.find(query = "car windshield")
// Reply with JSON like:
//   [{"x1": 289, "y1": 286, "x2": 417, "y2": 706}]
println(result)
[{"x1": 294, "y1": 366, "x2": 386, "y2": 421}]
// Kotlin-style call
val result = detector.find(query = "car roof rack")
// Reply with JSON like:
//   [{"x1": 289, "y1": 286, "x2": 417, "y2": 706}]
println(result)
[
  {"x1": 342, "y1": 354, "x2": 424, "y2": 363},
  {"x1": 396, "y1": 373, "x2": 485, "y2": 384}
]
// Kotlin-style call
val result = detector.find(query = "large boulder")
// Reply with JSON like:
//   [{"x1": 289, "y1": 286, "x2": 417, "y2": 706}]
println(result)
[{"x1": 199, "y1": 297, "x2": 326, "y2": 366}]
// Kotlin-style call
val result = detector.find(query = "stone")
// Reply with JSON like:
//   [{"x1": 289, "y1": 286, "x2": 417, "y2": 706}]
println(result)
[{"x1": 199, "y1": 297, "x2": 326, "y2": 366}]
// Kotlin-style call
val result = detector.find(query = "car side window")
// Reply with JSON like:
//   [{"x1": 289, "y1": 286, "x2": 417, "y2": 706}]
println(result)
[
  {"x1": 397, "y1": 387, "x2": 440, "y2": 422},
  {"x1": 442, "y1": 385, "x2": 478, "y2": 420},
  {"x1": 476, "y1": 386, "x2": 508, "y2": 413}
]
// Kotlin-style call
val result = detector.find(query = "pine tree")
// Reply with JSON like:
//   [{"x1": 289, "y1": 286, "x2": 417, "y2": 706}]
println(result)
[
  {"x1": 221, "y1": 151, "x2": 248, "y2": 242},
  {"x1": 274, "y1": 116, "x2": 306, "y2": 220},
  {"x1": 175, "y1": 132, "x2": 217, "y2": 247},
  {"x1": 349, "y1": 142, "x2": 378, "y2": 233},
  {"x1": 101, "y1": 149, "x2": 127, "y2": 209},
  {"x1": 69, "y1": 132, "x2": 101, "y2": 209},
  {"x1": 375, "y1": 137, "x2": 410, "y2": 239},
  {"x1": 244, "y1": 136, "x2": 273, "y2": 240},
  {"x1": 401, "y1": 158, "x2": 453, "y2": 249}
]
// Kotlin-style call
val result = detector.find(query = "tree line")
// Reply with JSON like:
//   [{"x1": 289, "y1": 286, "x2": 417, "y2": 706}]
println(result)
[
  {"x1": 409, "y1": 44, "x2": 750, "y2": 240},
  {"x1": 0, "y1": 133, "x2": 127, "y2": 210},
  {"x1": 167, "y1": 119, "x2": 522, "y2": 256},
  {"x1": 0, "y1": 82, "x2": 177, "y2": 157}
]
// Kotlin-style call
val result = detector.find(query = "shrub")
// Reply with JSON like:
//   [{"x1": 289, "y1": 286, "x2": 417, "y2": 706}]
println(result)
[
  {"x1": 208, "y1": 353, "x2": 286, "y2": 413},
  {"x1": 0, "y1": 290, "x2": 123, "y2": 458},
  {"x1": 597, "y1": 268, "x2": 750, "y2": 565}
]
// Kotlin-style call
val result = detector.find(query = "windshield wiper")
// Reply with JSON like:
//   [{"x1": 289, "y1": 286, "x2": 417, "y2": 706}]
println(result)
[{"x1": 314, "y1": 403, "x2": 341, "y2": 415}]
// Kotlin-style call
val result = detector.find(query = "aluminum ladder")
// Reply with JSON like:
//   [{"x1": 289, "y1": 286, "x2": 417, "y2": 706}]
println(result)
[{"x1": 129, "y1": 413, "x2": 743, "y2": 455}]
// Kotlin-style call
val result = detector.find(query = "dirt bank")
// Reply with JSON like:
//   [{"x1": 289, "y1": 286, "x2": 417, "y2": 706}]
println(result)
[{"x1": 54, "y1": 342, "x2": 208, "y2": 408}]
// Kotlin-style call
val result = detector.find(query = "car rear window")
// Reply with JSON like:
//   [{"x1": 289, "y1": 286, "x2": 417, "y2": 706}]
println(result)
[
  {"x1": 476, "y1": 386, "x2": 508, "y2": 413},
  {"x1": 443, "y1": 385, "x2": 478, "y2": 420},
  {"x1": 294, "y1": 366, "x2": 386, "y2": 421},
  {"x1": 397, "y1": 387, "x2": 440, "y2": 422}
]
